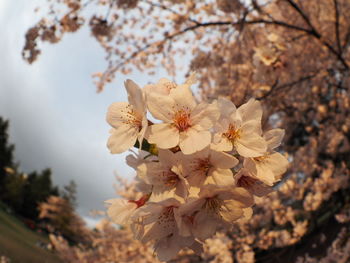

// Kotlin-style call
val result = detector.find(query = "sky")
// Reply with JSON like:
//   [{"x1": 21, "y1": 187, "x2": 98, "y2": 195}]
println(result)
[{"x1": 0, "y1": 0, "x2": 180, "y2": 225}]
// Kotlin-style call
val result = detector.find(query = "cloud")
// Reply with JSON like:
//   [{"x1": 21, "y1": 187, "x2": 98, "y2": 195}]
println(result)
[{"x1": 0, "y1": 0, "x2": 135, "y2": 216}]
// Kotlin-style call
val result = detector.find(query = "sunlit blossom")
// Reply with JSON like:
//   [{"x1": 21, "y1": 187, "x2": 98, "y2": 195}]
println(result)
[
  {"x1": 143, "y1": 149, "x2": 189, "y2": 198},
  {"x1": 182, "y1": 145, "x2": 238, "y2": 187},
  {"x1": 146, "y1": 82, "x2": 220, "y2": 154},
  {"x1": 214, "y1": 98, "x2": 267, "y2": 157},
  {"x1": 106, "y1": 80, "x2": 148, "y2": 153},
  {"x1": 244, "y1": 129, "x2": 289, "y2": 185}
]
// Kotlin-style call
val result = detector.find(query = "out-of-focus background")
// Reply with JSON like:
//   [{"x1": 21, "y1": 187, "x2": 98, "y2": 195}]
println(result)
[{"x1": 0, "y1": 0, "x2": 350, "y2": 262}]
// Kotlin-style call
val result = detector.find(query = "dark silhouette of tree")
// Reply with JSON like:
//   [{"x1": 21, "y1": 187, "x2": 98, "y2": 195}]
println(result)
[
  {"x1": 20, "y1": 169, "x2": 59, "y2": 220},
  {"x1": 0, "y1": 117, "x2": 15, "y2": 197}
]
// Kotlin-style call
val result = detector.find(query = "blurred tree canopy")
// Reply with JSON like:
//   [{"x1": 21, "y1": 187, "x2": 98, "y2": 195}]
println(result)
[{"x1": 23, "y1": 0, "x2": 350, "y2": 262}]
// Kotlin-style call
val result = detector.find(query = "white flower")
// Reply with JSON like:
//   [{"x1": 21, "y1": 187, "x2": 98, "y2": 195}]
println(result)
[
  {"x1": 106, "y1": 193, "x2": 151, "y2": 226},
  {"x1": 243, "y1": 128, "x2": 289, "y2": 185},
  {"x1": 125, "y1": 150, "x2": 157, "y2": 193},
  {"x1": 106, "y1": 80, "x2": 148, "y2": 154},
  {"x1": 131, "y1": 198, "x2": 194, "y2": 261},
  {"x1": 146, "y1": 83, "x2": 220, "y2": 154},
  {"x1": 177, "y1": 185, "x2": 254, "y2": 240},
  {"x1": 143, "y1": 73, "x2": 196, "y2": 96},
  {"x1": 214, "y1": 98, "x2": 267, "y2": 157},
  {"x1": 143, "y1": 78, "x2": 177, "y2": 95},
  {"x1": 182, "y1": 145, "x2": 238, "y2": 187},
  {"x1": 105, "y1": 199, "x2": 137, "y2": 225},
  {"x1": 143, "y1": 149, "x2": 189, "y2": 198}
]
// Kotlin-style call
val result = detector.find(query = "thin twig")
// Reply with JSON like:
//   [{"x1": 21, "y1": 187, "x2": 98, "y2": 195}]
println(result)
[
  {"x1": 284, "y1": 0, "x2": 316, "y2": 32},
  {"x1": 284, "y1": 0, "x2": 348, "y2": 69},
  {"x1": 257, "y1": 74, "x2": 317, "y2": 100},
  {"x1": 142, "y1": 0, "x2": 199, "y2": 25}
]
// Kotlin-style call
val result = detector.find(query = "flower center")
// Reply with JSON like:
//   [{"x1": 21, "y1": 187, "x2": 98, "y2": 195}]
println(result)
[
  {"x1": 195, "y1": 158, "x2": 212, "y2": 176},
  {"x1": 163, "y1": 170, "x2": 179, "y2": 187},
  {"x1": 223, "y1": 124, "x2": 241, "y2": 143},
  {"x1": 203, "y1": 197, "x2": 222, "y2": 213},
  {"x1": 158, "y1": 206, "x2": 176, "y2": 226},
  {"x1": 173, "y1": 109, "x2": 191, "y2": 132},
  {"x1": 122, "y1": 105, "x2": 143, "y2": 131}
]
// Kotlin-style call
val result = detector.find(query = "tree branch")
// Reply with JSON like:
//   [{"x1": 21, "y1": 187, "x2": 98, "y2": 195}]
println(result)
[
  {"x1": 284, "y1": 0, "x2": 317, "y2": 34},
  {"x1": 100, "y1": 14, "x2": 349, "y2": 86},
  {"x1": 257, "y1": 74, "x2": 317, "y2": 100},
  {"x1": 284, "y1": 0, "x2": 348, "y2": 70},
  {"x1": 333, "y1": 0, "x2": 342, "y2": 54},
  {"x1": 101, "y1": 18, "x2": 312, "y2": 80}
]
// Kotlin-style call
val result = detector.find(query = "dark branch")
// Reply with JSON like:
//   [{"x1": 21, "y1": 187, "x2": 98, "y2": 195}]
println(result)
[
  {"x1": 101, "y1": 14, "x2": 349, "y2": 85},
  {"x1": 284, "y1": 0, "x2": 317, "y2": 34},
  {"x1": 333, "y1": 0, "x2": 342, "y2": 54},
  {"x1": 257, "y1": 74, "x2": 317, "y2": 100},
  {"x1": 284, "y1": 0, "x2": 348, "y2": 69}
]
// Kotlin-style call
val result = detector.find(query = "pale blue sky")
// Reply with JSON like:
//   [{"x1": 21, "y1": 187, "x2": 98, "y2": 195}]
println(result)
[{"x1": 0, "y1": 0, "x2": 184, "y2": 224}]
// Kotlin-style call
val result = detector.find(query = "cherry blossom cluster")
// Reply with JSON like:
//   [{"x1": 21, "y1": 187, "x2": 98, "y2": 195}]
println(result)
[{"x1": 105, "y1": 75, "x2": 289, "y2": 261}]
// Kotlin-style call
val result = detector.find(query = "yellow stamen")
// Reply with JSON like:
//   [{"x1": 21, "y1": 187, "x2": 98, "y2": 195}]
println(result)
[
  {"x1": 223, "y1": 124, "x2": 241, "y2": 143},
  {"x1": 173, "y1": 109, "x2": 191, "y2": 132}
]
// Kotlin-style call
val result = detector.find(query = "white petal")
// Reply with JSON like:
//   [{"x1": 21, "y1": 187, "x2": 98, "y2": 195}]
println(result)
[
  {"x1": 220, "y1": 200, "x2": 244, "y2": 222},
  {"x1": 169, "y1": 84, "x2": 196, "y2": 111},
  {"x1": 192, "y1": 210, "x2": 219, "y2": 240},
  {"x1": 178, "y1": 198, "x2": 206, "y2": 216},
  {"x1": 217, "y1": 97, "x2": 236, "y2": 119},
  {"x1": 179, "y1": 129, "x2": 211, "y2": 154},
  {"x1": 243, "y1": 158, "x2": 258, "y2": 175},
  {"x1": 143, "y1": 78, "x2": 176, "y2": 95},
  {"x1": 155, "y1": 237, "x2": 181, "y2": 261},
  {"x1": 191, "y1": 102, "x2": 220, "y2": 130},
  {"x1": 254, "y1": 160, "x2": 276, "y2": 186},
  {"x1": 107, "y1": 126, "x2": 138, "y2": 154},
  {"x1": 125, "y1": 79, "x2": 145, "y2": 114},
  {"x1": 137, "y1": 117, "x2": 148, "y2": 146},
  {"x1": 106, "y1": 102, "x2": 139, "y2": 128},
  {"x1": 264, "y1": 152, "x2": 289, "y2": 179},
  {"x1": 210, "y1": 168, "x2": 235, "y2": 186},
  {"x1": 155, "y1": 234, "x2": 193, "y2": 261},
  {"x1": 237, "y1": 98, "x2": 262, "y2": 123},
  {"x1": 264, "y1": 128, "x2": 285, "y2": 150},
  {"x1": 158, "y1": 149, "x2": 181, "y2": 167},
  {"x1": 209, "y1": 150, "x2": 238, "y2": 169},
  {"x1": 249, "y1": 181, "x2": 273, "y2": 197},
  {"x1": 212, "y1": 135, "x2": 233, "y2": 152},
  {"x1": 146, "y1": 93, "x2": 175, "y2": 122},
  {"x1": 235, "y1": 132, "x2": 267, "y2": 157},
  {"x1": 217, "y1": 187, "x2": 254, "y2": 207},
  {"x1": 187, "y1": 170, "x2": 206, "y2": 187},
  {"x1": 105, "y1": 199, "x2": 137, "y2": 225},
  {"x1": 146, "y1": 123, "x2": 179, "y2": 149},
  {"x1": 240, "y1": 119, "x2": 263, "y2": 135}
]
